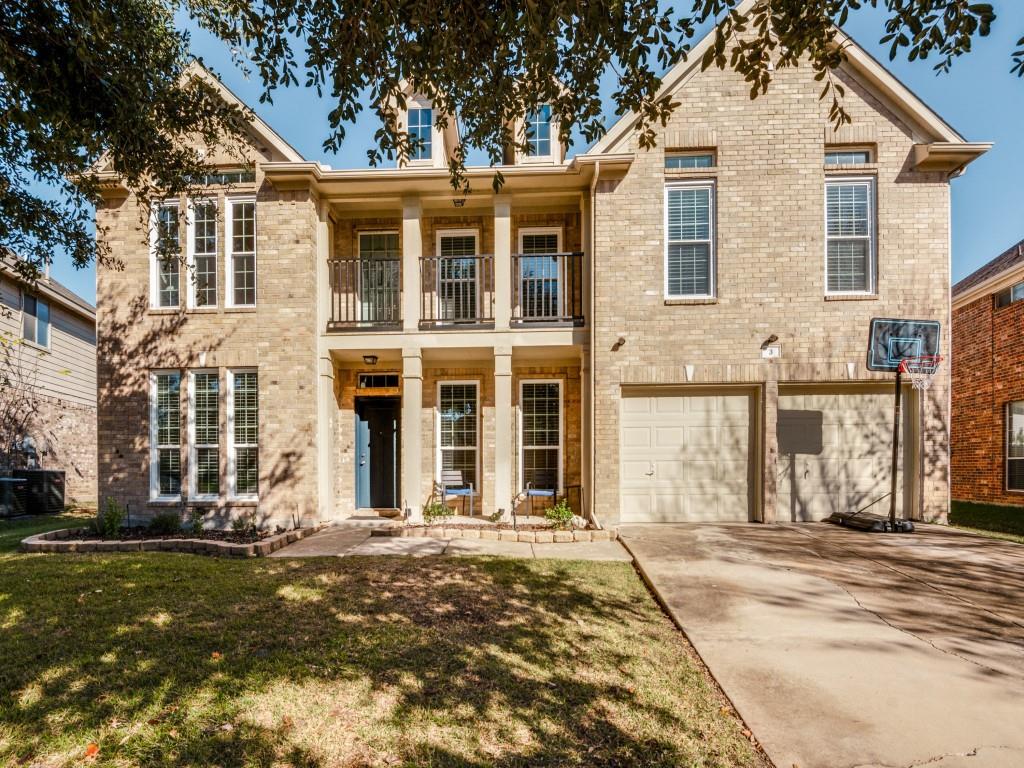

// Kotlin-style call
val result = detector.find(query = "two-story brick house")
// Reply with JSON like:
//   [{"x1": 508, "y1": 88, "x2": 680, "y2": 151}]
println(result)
[{"x1": 94, "y1": 9, "x2": 987, "y2": 529}]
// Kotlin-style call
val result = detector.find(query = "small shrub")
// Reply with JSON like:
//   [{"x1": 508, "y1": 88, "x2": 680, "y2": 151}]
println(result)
[
  {"x1": 545, "y1": 498, "x2": 574, "y2": 530},
  {"x1": 423, "y1": 501, "x2": 454, "y2": 525},
  {"x1": 148, "y1": 512, "x2": 182, "y2": 536},
  {"x1": 188, "y1": 507, "x2": 205, "y2": 535},
  {"x1": 231, "y1": 510, "x2": 258, "y2": 534},
  {"x1": 97, "y1": 497, "x2": 125, "y2": 537}
]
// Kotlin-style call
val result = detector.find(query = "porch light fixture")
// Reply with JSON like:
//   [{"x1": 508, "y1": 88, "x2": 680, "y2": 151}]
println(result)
[
  {"x1": 362, "y1": 355, "x2": 378, "y2": 366},
  {"x1": 452, "y1": 198, "x2": 466, "y2": 208}
]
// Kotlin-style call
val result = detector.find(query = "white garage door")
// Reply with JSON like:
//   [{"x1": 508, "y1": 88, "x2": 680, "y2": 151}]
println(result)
[
  {"x1": 776, "y1": 385, "x2": 912, "y2": 522},
  {"x1": 620, "y1": 390, "x2": 754, "y2": 523}
]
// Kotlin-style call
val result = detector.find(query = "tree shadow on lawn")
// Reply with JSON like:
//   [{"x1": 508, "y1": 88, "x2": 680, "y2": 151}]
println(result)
[{"x1": 0, "y1": 553, "x2": 763, "y2": 767}]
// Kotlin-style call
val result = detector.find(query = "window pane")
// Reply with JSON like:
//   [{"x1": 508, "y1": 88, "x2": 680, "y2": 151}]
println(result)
[
  {"x1": 667, "y1": 188, "x2": 710, "y2": 241},
  {"x1": 440, "y1": 235, "x2": 476, "y2": 257},
  {"x1": 522, "y1": 382, "x2": 560, "y2": 447},
  {"x1": 441, "y1": 449, "x2": 476, "y2": 490},
  {"x1": 521, "y1": 233, "x2": 559, "y2": 254},
  {"x1": 825, "y1": 151, "x2": 871, "y2": 165},
  {"x1": 196, "y1": 447, "x2": 219, "y2": 495},
  {"x1": 236, "y1": 447, "x2": 258, "y2": 495},
  {"x1": 233, "y1": 254, "x2": 256, "y2": 306},
  {"x1": 523, "y1": 448, "x2": 559, "y2": 491},
  {"x1": 409, "y1": 107, "x2": 432, "y2": 160},
  {"x1": 232, "y1": 201, "x2": 255, "y2": 253},
  {"x1": 159, "y1": 448, "x2": 181, "y2": 495},
  {"x1": 440, "y1": 384, "x2": 478, "y2": 448},
  {"x1": 193, "y1": 201, "x2": 217, "y2": 306},
  {"x1": 826, "y1": 184, "x2": 870, "y2": 237},
  {"x1": 22, "y1": 295, "x2": 35, "y2": 343},
  {"x1": 527, "y1": 105, "x2": 552, "y2": 157},
  {"x1": 665, "y1": 153, "x2": 714, "y2": 169},
  {"x1": 35, "y1": 300, "x2": 49, "y2": 347},
  {"x1": 233, "y1": 372, "x2": 258, "y2": 445},
  {"x1": 194, "y1": 372, "x2": 219, "y2": 445},
  {"x1": 156, "y1": 204, "x2": 180, "y2": 307},
  {"x1": 520, "y1": 255, "x2": 560, "y2": 318},
  {"x1": 667, "y1": 243, "x2": 711, "y2": 296},
  {"x1": 826, "y1": 240, "x2": 869, "y2": 293},
  {"x1": 155, "y1": 373, "x2": 181, "y2": 496},
  {"x1": 1008, "y1": 402, "x2": 1024, "y2": 459}
]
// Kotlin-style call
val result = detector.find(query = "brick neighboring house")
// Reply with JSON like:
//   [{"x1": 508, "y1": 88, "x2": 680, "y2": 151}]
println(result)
[
  {"x1": 0, "y1": 266, "x2": 97, "y2": 504},
  {"x1": 94, "y1": 4, "x2": 987, "y2": 529},
  {"x1": 951, "y1": 239, "x2": 1024, "y2": 507}
]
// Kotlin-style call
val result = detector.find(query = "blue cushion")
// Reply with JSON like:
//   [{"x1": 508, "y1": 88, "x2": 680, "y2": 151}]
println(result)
[
  {"x1": 525, "y1": 489, "x2": 555, "y2": 497},
  {"x1": 445, "y1": 488, "x2": 476, "y2": 496}
]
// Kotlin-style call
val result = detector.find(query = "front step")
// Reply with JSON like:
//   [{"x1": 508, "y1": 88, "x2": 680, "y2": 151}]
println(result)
[
  {"x1": 365, "y1": 508, "x2": 403, "y2": 519},
  {"x1": 333, "y1": 514, "x2": 402, "y2": 529}
]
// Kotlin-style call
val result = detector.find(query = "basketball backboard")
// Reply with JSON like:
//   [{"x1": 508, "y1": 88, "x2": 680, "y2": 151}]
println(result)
[{"x1": 866, "y1": 318, "x2": 941, "y2": 372}]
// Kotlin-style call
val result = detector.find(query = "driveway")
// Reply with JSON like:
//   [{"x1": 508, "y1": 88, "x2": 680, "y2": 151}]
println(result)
[{"x1": 619, "y1": 523, "x2": 1024, "y2": 768}]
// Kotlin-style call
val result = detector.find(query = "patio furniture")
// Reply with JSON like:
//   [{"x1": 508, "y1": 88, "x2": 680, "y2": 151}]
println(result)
[
  {"x1": 439, "y1": 470, "x2": 478, "y2": 517},
  {"x1": 524, "y1": 466, "x2": 559, "y2": 518}
]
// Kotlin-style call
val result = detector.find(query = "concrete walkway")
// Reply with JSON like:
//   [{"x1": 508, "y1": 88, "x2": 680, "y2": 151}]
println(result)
[
  {"x1": 619, "y1": 523, "x2": 1024, "y2": 768},
  {"x1": 271, "y1": 524, "x2": 632, "y2": 561}
]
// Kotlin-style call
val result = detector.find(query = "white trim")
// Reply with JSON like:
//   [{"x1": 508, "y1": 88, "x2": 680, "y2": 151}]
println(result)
[
  {"x1": 185, "y1": 198, "x2": 218, "y2": 309},
  {"x1": 149, "y1": 370, "x2": 182, "y2": 501},
  {"x1": 824, "y1": 176, "x2": 877, "y2": 296},
  {"x1": 435, "y1": 380, "x2": 480, "y2": 487},
  {"x1": 517, "y1": 226, "x2": 563, "y2": 254},
  {"x1": 227, "y1": 368, "x2": 259, "y2": 501},
  {"x1": 149, "y1": 201, "x2": 181, "y2": 309},
  {"x1": 188, "y1": 369, "x2": 220, "y2": 502},
  {"x1": 518, "y1": 379, "x2": 564, "y2": 493},
  {"x1": 225, "y1": 196, "x2": 257, "y2": 308},
  {"x1": 664, "y1": 180, "x2": 716, "y2": 299}
]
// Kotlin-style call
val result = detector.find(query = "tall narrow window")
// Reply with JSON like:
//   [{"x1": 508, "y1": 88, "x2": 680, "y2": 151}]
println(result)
[
  {"x1": 152, "y1": 202, "x2": 180, "y2": 308},
  {"x1": 438, "y1": 382, "x2": 478, "y2": 490},
  {"x1": 825, "y1": 179, "x2": 875, "y2": 293},
  {"x1": 526, "y1": 105, "x2": 552, "y2": 157},
  {"x1": 521, "y1": 381, "x2": 562, "y2": 492},
  {"x1": 438, "y1": 231, "x2": 478, "y2": 321},
  {"x1": 189, "y1": 199, "x2": 218, "y2": 307},
  {"x1": 408, "y1": 107, "x2": 432, "y2": 161},
  {"x1": 151, "y1": 372, "x2": 181, "y2": 498},
  {"x1": 519, "y1": 229, "x2": 562, "y2": 319},
  {"x1": 22, "y1": 294, "x2": 49, "y2": 347},
  {"x1": 227, "y1": 198, "x2": 256, "y2": 306},
  {"x1": 358, "y1": 232, "x2": 400, "y2": 323},
  {"x1": 229, "y1": 370, "x2": 258, "y2": 498},
  {"x1": 1008, "y1": 402, "x2": 1024, "y2": 491},
  {"x1": 665, "y1": 183, "x2": 714, "y2": 298},
  {"x1": 190, "y1": 371, "x2": 220, "y2": 498}
]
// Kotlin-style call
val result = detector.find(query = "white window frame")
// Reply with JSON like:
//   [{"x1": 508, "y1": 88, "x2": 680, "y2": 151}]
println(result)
[
  {"x1": 664, "y1": 180, "x2": 716, "y2": 299},
  {"x1": 664, "y1": 150, "x2": 716, "y2": 169},
  {"x1": 225, "y1": 196, "x2": 257, "y2": 308},
  {"x1": 521, "y1": 105, "x2": 556, "y2": 164},
  {"x1": 186, "y1": 197, "x2": 218, "y2": 309},
  {"x1": 405, "y1": 97, "x2": 436, "y2": 166},
  {"x1": 517, "y1": 226, "x2": 562, "y2": 254},
  {"x1": 435, "y1": 380, "x2": 480, "y2": 487},
  {"x1": 20, "y1": 292, "x2": 50, "y2": 349},
  {"x1": 824, "y1": 148, "x2": 873, "y2": 165},
  {"x1": 518, "y1": 379, "x2": 564, "y2": 493},
  {"x1": 149, "y1": 200, "x2": 181, "y2": 309},
  {"x1": 188, "y1": 369, "x2": 220, "y2": 501},
  {"x1": 149, "y1": 370, "x2": 182, "y2": 501},
  {"x1": 824, "y1": 176, "x2": 876, "y2": 296},
  {"x1": 227, "y1": 368, "x2": 258, "y2": 501},
  {"x1": 435, "y1": 228, "x2": 480, "y2": 321}
]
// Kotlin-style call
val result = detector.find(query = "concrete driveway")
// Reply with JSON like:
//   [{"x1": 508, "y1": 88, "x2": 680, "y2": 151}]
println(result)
[{"x1": 619, "y1": 523, "x2": 1024, "y2": 768}]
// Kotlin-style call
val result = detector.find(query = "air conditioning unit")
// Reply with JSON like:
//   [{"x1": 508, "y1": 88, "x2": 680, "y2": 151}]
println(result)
[{"x1": 13, "y1": 470, "x2": 65, "y2": 514}]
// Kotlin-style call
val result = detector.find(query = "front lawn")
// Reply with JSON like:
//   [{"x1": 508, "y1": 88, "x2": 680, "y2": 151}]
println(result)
[
  {"x1": 949, "y1": 500, "x2": 1024, "y2": 544},
  {"x1": 0, "y1": 525, "x2": 765, "y2": 767}
]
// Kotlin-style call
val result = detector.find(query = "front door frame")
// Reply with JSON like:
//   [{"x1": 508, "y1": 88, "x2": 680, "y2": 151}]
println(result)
[{"x1": 355, "y1": 396, "x2": 401, "y2": 509}]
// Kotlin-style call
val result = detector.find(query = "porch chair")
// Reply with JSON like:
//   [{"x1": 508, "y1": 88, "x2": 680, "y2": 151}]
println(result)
[
  {"x1": 524, "y1": 467, "x2": 559, "y2": 519},
  {"x1": 439, "y1": 470, "x2": 477, "y2": 517}
]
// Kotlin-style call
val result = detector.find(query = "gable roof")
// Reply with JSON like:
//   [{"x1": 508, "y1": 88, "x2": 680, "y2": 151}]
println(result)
[
  {"x1": 953, "y1": 238, "x2": 1024, "y2": 302},
  {"x1": 587, "y1": 0, "x2": 975, "y2": 156}
]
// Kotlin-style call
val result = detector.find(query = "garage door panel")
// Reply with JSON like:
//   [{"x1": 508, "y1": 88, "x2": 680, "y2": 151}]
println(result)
[{"x1": 620, "y1": 391, "x2": 753, "y2": 523}]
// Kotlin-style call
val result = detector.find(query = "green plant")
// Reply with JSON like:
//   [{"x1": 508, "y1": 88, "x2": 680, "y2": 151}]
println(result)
[
  {"x1": 97, "y1": 497, "x2": 125, "y2": 538},
  {"x1": 147, "y1": 512, "x2": 182, "y2": 536},
  {"x1": 423, "y1": 501, "x2": 454, "y2": 525},
  {"x1": 545, "y1": 498, "x2": 574, "y2": 530},
  {"x1": 188, "y1": 508, "x2": 205, "y2": 535},
  {"x1": 231, "y1": 510, "x2": 258, "y2": 534}
]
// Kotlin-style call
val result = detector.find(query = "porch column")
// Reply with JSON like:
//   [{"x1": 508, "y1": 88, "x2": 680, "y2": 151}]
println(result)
[
  {"x1": 402, "y1": 197, "x2": 422, "y2": 331},
  {"x1": 316, "y1": 354, "x2": 336, "y2": 521},
  {"x1": 494, "y1": 195, "x2": 512, "y2": 330},
  {"x1": 761, "y1": 379, "x2": 779, "y2": 523},
  {"x1": 402, "y1": 348, "x2": 424, "y2": 521},
  {"x1": 493, "y1": 347, "x2": 514, "y2": 520}
]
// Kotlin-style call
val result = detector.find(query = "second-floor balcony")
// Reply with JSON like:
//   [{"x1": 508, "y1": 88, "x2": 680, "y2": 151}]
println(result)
[{"x1": 327, "y1": 250, "x2": 584, "y2": 332}]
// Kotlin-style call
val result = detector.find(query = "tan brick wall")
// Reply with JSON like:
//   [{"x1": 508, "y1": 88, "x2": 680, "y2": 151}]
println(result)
[
  {"x1": 592, "y1": 63, "x2": 952, "y2": 524},
  {"x1": 31, "y1": 394, "x2": 97, "y2": 504},
  {"x1": 96, "y1": 175, "x2": 320, "y2": 529}
]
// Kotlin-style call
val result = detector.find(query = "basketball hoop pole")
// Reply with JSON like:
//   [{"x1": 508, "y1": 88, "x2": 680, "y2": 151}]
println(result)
[{"x1": 888, "y1": 367, "x2": 903, "y2": 529}]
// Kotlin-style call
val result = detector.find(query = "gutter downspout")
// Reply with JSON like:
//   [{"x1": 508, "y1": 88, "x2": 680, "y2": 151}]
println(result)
[{"x1": 588, "y1": 160, "x2": 602, "y2": 530}]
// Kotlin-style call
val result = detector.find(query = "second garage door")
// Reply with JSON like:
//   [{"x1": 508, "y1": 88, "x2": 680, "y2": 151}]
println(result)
[{"x1": 620, "y1": 389, "x2": 755, "y2": 523}]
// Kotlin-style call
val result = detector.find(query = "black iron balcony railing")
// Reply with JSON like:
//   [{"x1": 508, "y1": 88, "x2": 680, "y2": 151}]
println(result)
[
  {"x1": 327, "y1": 257, "x2": 402, "y2": 331},
  {"x1": 420, "y1": 254, "x2": 495, "y2": 328},
  {"x1": 511, "y1": 251, "x2": 584, "y2": 326}
]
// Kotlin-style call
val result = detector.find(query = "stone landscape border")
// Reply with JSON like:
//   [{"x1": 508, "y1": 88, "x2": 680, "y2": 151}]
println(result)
[
  {"x1": 21, "y1": 525, "x2": 325, "y2": 557},
  {"x1": 370, "y1": 526, "x2": 617, "y2": 543}
]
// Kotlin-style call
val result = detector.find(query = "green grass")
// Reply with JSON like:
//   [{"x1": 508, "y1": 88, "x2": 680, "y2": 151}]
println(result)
[
  {"x1": 949, "y1": 500, "x2": 1024, "y2": 544},
  {"x1": 0, "y1": 529, "x2": 765, "y2": 767}
]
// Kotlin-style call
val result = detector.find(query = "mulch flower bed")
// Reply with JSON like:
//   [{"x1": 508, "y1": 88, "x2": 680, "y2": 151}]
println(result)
[{"x1": 79, "y1": 527, "x2": 271, "y2": 544}]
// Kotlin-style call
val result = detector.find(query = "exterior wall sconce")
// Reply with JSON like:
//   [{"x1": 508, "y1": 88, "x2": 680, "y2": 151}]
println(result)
[{"x1": 362, "y1": 355, "x2": 378, "y2": 366}]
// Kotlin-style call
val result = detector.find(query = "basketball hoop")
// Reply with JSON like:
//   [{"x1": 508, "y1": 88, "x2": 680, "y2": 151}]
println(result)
[{"x1": 898, "y1": 354, "x2": 943, "y2": 392}]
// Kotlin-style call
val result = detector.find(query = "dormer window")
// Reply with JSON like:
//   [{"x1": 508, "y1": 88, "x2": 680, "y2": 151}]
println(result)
[
  {"x1": 526, "y1": 105, "x2": 553, "y2": 158},
  {"x1": 408, "y1": 106, "x2": 433, "y2": 161}
]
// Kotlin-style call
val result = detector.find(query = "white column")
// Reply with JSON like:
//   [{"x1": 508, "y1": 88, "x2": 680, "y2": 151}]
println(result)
[
  {"x1": 402, "y1": 348, "x2": 424, "y2": 521},
  {"x1": 316, "y1": 354, "x2": 336, "y2": 521},
  {"x1": 402, "y1": 197, "x2": 422, "y2": 331},
  {"x1": 493, "y1": 347, "x2": 514, "y2": 520},
  {"x1": 494, "y1": 195, "x2": 512, "y2": 330}
]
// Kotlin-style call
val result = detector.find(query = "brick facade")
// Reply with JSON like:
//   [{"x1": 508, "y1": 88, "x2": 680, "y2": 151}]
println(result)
[{"x1": 31, "y1": 394, "x2": 97, "y2": 504}]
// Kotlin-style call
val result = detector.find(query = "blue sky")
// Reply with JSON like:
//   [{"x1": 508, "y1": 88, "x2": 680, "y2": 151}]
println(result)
[{"x1": 51, "y1": 3, "x2": 1023, "y2": 304}]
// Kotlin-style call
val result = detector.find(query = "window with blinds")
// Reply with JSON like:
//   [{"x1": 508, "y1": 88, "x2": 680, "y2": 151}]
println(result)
[
  {"x1": 519, "y1": 229, "x2": 561, "y2": 318},
  {"x1": 230, "y1": 370, "x2": 258, "y2": 497},
  {"x1": 438, "y1": 232, "x2": 478, "y2": 320},
  {"x1": 358, "y1": 232, "x2": 400, "y2": 322},
  {"x1": 191, "y1": 372, "x2": 220, "y2": 498},
  {"x1": 521, "y1": 381, "x2": 561, "y2": 492},
  {"x1": 825, "y1": 179, "x2": 874, "y2": 293},
  {"x1": 1008, "y1": 402, "x2": 1024, "y2": 491},
  {"x1": 190, "y1": 200, "x2": 218, "y2": 307},
  {"x1": 665, "y1": 183, "x2": 714, "y2": 298},
  {"x1": 151, "y1": 372, "x2": 181, "y2": 498},
  {"x1": 438, "y1": 382, "x2": 478, "y2": 489}
]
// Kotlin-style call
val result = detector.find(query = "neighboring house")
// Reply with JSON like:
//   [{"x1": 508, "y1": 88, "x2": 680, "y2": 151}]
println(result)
[
  {"x1": 94, "y1": 5, "x2": 987, "y2": 529},
  {"x1": 0, "y1": 266, "x2": 97, "y2": 503},
  {"x1": 951, "y1": 239, "x2": 1024, "y2": 507}
]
